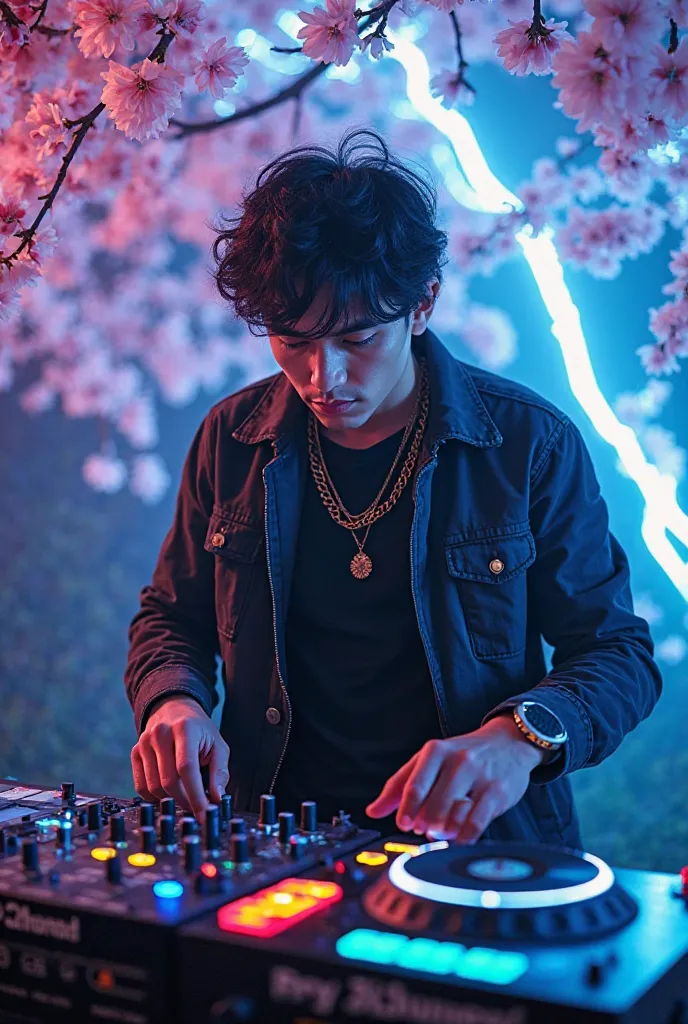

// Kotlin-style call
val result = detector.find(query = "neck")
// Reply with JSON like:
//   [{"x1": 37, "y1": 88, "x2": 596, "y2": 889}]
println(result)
[{"x1": 320, "y1": 351, "x2": 420, "y2": 450}]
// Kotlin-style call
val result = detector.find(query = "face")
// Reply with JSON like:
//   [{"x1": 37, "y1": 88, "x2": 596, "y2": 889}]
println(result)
[{"x1": 267, "y1": 281, "x2": 440, "y2": 433}]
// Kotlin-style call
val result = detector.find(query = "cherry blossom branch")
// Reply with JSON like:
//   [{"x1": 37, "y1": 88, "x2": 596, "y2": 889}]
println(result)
[
  {"x1": 0, "y1": 26, "x2": 176, "y2": 268},
  {"x1": 449, "y1": 11, "x2": 475, "y2": 102},
  {"x1": 0, "y1": 0, "x2": 22, "y2": 32},
  {"x1": 168, "y1": 60, "x2": 328, "y2": 138},
  {"x1": 668, "y1": 18, "x2": 679, "y2": 54},
  {"x1": 29, "y1": 0, "x2": 49, "y2": 31},
  {"x1": 169, "y1": 3, "x2": 395, "y2": 139}
]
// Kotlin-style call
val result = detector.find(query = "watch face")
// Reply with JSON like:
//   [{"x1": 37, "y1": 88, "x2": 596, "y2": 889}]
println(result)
[{"x1": 523, "y1": 703, "x2": 565, "y2": 741}]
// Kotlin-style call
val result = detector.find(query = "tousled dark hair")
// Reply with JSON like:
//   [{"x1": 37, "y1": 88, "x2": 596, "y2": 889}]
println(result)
[{"x1": 209, "y1": 126, "x2": 449, "y2": 340}]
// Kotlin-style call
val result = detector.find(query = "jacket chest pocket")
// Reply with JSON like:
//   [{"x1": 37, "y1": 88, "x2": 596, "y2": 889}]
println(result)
[
  {"x1": 445, "y1": 526, "x2": 535, "y2": 660},
  {"x1": 204, "y1": 510, "x2": 265, "y2": 642}
]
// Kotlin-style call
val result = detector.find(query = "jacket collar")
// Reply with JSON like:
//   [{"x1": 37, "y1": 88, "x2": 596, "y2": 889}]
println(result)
[{"x1": 232, "y1": 328, "x2": 503, "y2": 450}]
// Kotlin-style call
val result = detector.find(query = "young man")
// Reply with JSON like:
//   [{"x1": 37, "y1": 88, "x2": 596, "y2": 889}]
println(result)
[{"x1": 125, "y1": 128, "x2": 662, "y2": 847}]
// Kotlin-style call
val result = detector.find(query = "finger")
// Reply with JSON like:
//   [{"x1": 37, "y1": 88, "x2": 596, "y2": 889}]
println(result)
[
  {"x1": 456, "y1": 788, "x2": 502, "y2": 845},
  {"x1": 365, "y1": 752, "x2": 420, "y2": 819},
  {"x1": 396, "y1": 741, "x2": 447, "y2": 829},
  {"x1": 207, "y1": 740, "x2": 230, "y2": 807},
  {"x1": 138, "y1": 735, "x2": 166, "y2": 801},
  {"x1": 176, "y1": 730, "x2": 212, "y2": 820},
  {"x1": 148, "y1": 725, "x2": 194, "y2": 809},
  {"x1": 131, "y1": 746, "x2": 156, "y2": 804},
  {"x1": 421, "y1": 756, "x2": 477, "y2": 837},
  {"x1": 427, "y1": 797, "x2": 474, "y2": 841}
]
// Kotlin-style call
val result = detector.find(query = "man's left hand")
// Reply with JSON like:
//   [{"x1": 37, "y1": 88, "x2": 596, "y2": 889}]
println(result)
[{"x1": 365, "y1": 715, "x2": 544, "y2": 844}]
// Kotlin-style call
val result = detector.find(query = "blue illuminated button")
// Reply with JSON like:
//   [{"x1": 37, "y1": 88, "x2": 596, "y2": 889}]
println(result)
[
  {"x1": 153, "y1": 880, "x2": 184, "y2": 899},
  {"x1": 397, "y1": 938, "x2": 465, "y2": 975},
  {"x1": 457, "y1": 946, "x2": 529, "y2": 986},
  {"x1": 336, "y1": 929, "x2": 409, "y2": 964},
  {"x1": 336, "y1": 929, "x2": 529, "y2": 986}
]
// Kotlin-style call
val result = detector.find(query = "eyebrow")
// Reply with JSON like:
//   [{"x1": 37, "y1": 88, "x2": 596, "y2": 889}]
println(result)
[{"x1": 277, "y1": 318, "x2": 379, "y2": 339}]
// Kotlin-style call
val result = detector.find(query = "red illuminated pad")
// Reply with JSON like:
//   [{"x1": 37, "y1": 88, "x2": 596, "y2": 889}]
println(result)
[{"x1": 217, "y1": 878, "x2": 343, "y2": 938}]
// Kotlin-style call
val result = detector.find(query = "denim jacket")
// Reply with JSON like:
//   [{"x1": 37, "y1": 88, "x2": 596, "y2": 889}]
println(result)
[{"x1": 124, "y1": 328, "x2": 662, "y2": 849}]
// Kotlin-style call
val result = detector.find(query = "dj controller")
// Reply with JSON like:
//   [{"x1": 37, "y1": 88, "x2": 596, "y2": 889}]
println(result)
[{"x1": 0, "y1": 778, "x2": 687, "y2": 1024}]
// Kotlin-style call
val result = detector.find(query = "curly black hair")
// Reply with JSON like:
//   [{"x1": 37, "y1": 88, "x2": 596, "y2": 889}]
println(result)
[{"x1": 209, "y1": 126, "x2": 449, "y2": 340}]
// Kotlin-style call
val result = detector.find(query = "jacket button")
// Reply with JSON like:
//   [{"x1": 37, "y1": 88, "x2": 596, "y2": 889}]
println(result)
[
  {"x1": 489, "y1": 558, "x2": 505, "y2": 574},
  {"x1": 266, "y1": 707, "x2": 281, "y2": 725},
  {"x1": 211, "y1": 533, "x2": 225, "y2": 548}
]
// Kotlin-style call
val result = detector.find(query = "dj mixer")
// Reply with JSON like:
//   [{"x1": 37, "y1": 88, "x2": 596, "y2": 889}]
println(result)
[
  {"x1": 179, "y1": 836, "x2": 688, "y2": 1024},
  {"x1": 1, "y1": 778, "x2": 688, "y2": 1024},
  {"x1": 0, "y1": 778, "x2": 378, "y2": 1024}
]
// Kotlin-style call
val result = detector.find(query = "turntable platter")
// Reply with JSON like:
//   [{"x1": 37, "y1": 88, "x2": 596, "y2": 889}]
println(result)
[{"x1": 363, "y1": 841, "x2": 638, "y2": 943}]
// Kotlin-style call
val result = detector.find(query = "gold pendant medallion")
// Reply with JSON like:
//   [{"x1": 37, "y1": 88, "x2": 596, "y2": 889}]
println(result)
[{"x1": 350, "y1": 551, "x2": 373, "y2": 579}]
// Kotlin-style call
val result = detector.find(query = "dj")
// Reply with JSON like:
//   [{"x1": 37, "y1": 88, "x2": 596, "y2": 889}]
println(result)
[{"x1": 124, "y1": 128, "x2": 662, "y2": 849}]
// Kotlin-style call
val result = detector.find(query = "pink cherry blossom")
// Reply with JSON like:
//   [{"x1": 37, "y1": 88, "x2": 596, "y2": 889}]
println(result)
[
  {"x1": 73, "y1": 0, "x2": 147, "y2": 58},
  {"x1": 552, "y1": 30, "x2": 629, "y2": 131},
  {"x1": 156, "y1": 0, "x2": 205, "y2": 38},
  {"x1": 296, "y1": 0, "x2": 360, "y2": 67},
  {"x1": 668, "y1": 0, "x2": 688, "y2": 27},
  {"x1": 0, "y1": 0, "x2": 31, "y2": 51},
  {"x1": 636, "y1": 342, "x2": 681, "y2": 374},
  {"x1": 430, "y1": 68, "x2": 475, "y2": 108},
  {"x1": 101, "y1": 58, "x2": 185, "y2": 141},
  {"x1": 568, "y1": 165, "x2": 605, "y2": 202},
  {"x1": 597, "y1": 148, "x2": 654, "y2": 202},
  {"x1": 0, "y1": 193, "x2": 27, "y2": 237},
  {"x1": 495, "y1": 17, "x2": 573, "y2": 76},
  {"x1": 360, "y1": 33, "x2": 395, "y2": 59},
  {"x1": 82, "y1": 452, "x2": 128, "y2": 493},
  {"x1": 130, "y1": 453, "x2": 170, "y2": 503},
  {"x1": 649, "y1": 298, "x2": 688, "y2": 351},
  {"x1": 194, "y1": 39, "x2": 249, "y2": 99},
  {"x1": 585, "y1": 0, "x2": 666, "y2": 57},
  {"x1": 649, "y1": 38, "x2": 688, "y2": 124},
  {"x1": 460, "y1": 304, "x2": 518, "y2": 370},
  {"x1": 25, "y1": 94, "x2": 71, "y2": 160}
]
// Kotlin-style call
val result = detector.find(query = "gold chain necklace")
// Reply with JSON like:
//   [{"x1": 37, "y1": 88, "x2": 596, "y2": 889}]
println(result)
[{"x1": 307, "y1": 357, "x2": 430, "y2": 579}]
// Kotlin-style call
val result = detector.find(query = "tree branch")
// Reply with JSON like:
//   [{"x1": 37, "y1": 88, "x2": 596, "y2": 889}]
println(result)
[
  {"x1": 168, "y1": 1, "x2": 395, "y2": 139},
  {"x1": 0, "y1": 27, "x2": 176, "y2": 268},
  {"x1": 168, "y1": 60, "x2": 328, "y2": 138}
]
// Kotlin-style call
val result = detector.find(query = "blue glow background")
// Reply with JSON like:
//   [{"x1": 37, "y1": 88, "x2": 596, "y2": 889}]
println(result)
[{"x1": 1, "y1": 59, "x2": 687, "y2": 873}]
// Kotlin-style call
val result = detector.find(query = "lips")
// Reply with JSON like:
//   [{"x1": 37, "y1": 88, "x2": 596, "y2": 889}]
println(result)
[{"x1": 311, "y1": 399, "x2": 355, "y2": 409}]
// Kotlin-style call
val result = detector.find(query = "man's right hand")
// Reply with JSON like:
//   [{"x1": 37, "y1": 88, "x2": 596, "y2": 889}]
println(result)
[{"x1": 131, "y1": 696, "x2": 230, "y2": 822}]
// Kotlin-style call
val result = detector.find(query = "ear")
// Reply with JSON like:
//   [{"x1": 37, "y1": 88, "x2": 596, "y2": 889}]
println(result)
[{"x1": 410, "y1": 279, "x2": 441, "y2": 335}]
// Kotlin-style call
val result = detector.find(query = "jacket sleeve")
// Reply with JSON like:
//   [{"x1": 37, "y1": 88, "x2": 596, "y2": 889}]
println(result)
[
  {"x1": 124, "y1": 411, "x2": 220, "y2": 735},
  {"x1": 481, "y1": 417, "x2": 663, "y2": 785}
]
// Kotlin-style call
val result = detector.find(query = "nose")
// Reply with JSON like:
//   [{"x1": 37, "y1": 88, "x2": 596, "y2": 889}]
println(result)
[{"x1": 310, "y1": 344, "x2": 347, "y2": 396}]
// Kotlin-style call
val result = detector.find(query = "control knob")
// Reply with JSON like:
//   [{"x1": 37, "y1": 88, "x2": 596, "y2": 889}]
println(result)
[
  {"x1": 138, "y1": 803, "x2": 154, "y2": 828},
  {"x1": 300, "y1": 801, "x2": 317, "y2": 832},
  {"x1": 159, "y1": 815, "x2": 176, "y2": 846},
  {"x1": 278, "y1": 811, "x2": 295, "y2": 845},
  {"x1": 22, "y1": 837, "x2": 39, "y2": 871},
  {"x1": 259, "y1": 794, "x2": 277, "y2": 828},
  {"x1": 109, "y1": 814, "x2": 126, "y2": 844}
]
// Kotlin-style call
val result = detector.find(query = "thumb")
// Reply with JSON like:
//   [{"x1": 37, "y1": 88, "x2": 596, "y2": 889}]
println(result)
[{"x1": 207, "y1": 740, "x2": 230, "y2": 805}]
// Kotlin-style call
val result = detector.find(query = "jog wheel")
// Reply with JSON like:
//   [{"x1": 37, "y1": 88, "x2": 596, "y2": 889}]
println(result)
[{"x1": 363, "y1": 840, "x2": 638, "y2": 944}]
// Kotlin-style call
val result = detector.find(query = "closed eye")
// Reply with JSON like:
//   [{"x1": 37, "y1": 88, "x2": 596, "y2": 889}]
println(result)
[{"x1": 280, "y1": 335, "x2": 376, "y2": 350}]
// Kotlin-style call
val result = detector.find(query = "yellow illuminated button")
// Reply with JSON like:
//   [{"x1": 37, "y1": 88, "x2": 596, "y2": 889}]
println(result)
[
  {"x1": 91, "y1": 847, "x2": 117, "y2": 861},
  {"x1": 127, "y1": 853, "x2": 156, "y2": 868},
  {"x1": 384, "y1": 842, "x2": 422, "y2": 856},
  {"x1": 356, "y1": 851, "x2": 388, "y2": 867}
]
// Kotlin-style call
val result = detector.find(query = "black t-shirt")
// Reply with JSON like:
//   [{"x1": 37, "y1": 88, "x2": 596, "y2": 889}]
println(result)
[{"x1": 273, "y1": 422, "x2": 442, "y2": 836}]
